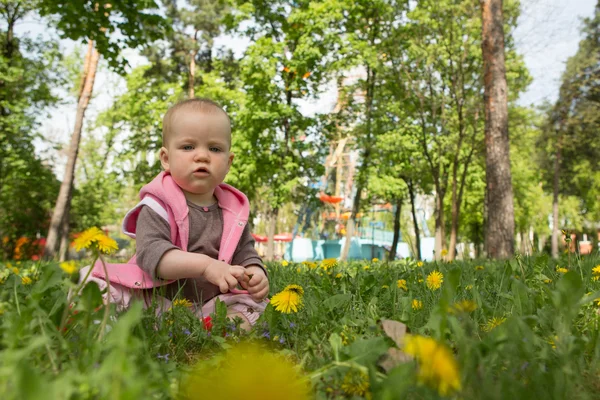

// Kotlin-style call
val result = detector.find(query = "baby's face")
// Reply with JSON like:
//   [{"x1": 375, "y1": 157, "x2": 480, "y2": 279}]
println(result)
[{"x1": 160, "y1": 110, "x2": 233, "y2": 204}]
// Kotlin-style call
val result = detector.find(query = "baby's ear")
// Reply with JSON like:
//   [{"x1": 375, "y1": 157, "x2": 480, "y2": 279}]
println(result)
[{"x1": 159, "y1": 147, "x2": 170, "y2": 171}]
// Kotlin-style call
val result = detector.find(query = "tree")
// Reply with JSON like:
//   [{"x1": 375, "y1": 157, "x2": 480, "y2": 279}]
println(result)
[
  {"x1": 0, "y1": 0, "x2": 63, "y2": 258},
  {"x1": 481, "y1": 0, "x2": 515, "y2": 258},
  {"x1": 42, "y1": 1, "x2": 168, "y2": 258}
]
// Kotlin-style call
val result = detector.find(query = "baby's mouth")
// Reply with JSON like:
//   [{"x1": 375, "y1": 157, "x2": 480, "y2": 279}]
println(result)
[{"x1": 193, "y1": 167, "x2": 210, "y2": 175}]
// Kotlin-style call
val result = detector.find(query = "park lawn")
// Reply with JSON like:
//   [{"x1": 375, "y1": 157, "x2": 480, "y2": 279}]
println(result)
[{"x1": 0, "y1": 256, "x2": 599, "y2": 399}]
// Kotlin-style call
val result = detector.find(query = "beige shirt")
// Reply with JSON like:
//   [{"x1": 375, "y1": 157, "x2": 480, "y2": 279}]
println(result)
[{"x1": 135, "y1": 201, "x2": 264, "y2": 303}]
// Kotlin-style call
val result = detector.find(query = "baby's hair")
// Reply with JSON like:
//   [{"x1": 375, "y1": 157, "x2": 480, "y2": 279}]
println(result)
[{"x1": 162, "y1": 97, "x2": 231, "y2": 146}]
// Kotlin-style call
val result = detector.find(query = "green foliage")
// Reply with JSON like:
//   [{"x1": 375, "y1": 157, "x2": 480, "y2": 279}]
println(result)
[
  {"x1": 38, "y1": 0, "x2": 169, "y2": 71},
  {"x1": 1, "y1": 256, "x2": 599, "y2": 398}
]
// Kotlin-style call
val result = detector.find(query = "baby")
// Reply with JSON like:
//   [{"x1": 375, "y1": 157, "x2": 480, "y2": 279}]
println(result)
[{"x1": 82, "y1": 98, "x2": 269, "y2": 329}]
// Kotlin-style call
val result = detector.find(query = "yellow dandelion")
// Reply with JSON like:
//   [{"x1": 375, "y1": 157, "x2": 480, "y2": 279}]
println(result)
[
  {"x1": 59, "y1": 261, "x2": 79, "y2": 275},
  {"x1": 543, "y1": 279, "x2": 552, "y2": 284},
  {"x1": 547, "y1": 335, "x2": 558, "y2": 349},
  {"x1": 372, "y1": 258, "x2": 379, "y2": 262},
  {"x1": 271, "y1": 284, "x2": 304, "y2": 313},
  {"x1": 296, "y1": 267, "x2": 301, "y2": 273},
  {"x1": 404, "y1": 335, "x2": 461, "y2": 396},
  {"x1": 556, "y1": 267, "x2": 568, "y2": 274},
  {"x1": 11, "y1": 267, "x2": 20, "y2": 275},
  {"x1": 335, "y1": 273, "x2": 343, "y2": 279},
  {"x1": 95, "y1": 234, "x2": 118, "y2": 255},
  {"x1": 320, "y1": 258, "x2": 337, "y2": 271},
  {"x1": 417, "y1": 261, "x2": 424, "y2": 267},
  {"x1": 382, "y1": 285, "x2": 389, "y2": 289},
  {"x1": 302, "y1": 261, "x2": 317, "y2": 269},
  {"x1": 412, "y1": 299, "x2": 423, "y2": 310},
  {"x1": 341, "y1": 369, "x2": 371, "y2": 399},
  {"x1": 73, "y1": 227, "x2": 104, "y2": 251},
  {"x1": 449, "y1": 300, "x2": 477, "y2": 314},
  {"x1": 181, "y1": 342, "x2": 311, "y2": 400},
  {"x1": 363, "y1": 265, "x2": 370, "y2": 271},
  {"x1": 172, "y1": 298, "x2": 193, "y2": 308},
  {"x1": 21, "y1": 276, "x2": 32, "y2": 285},
  {"x1": 475, "y1": 265, "x2": 484, "y2": 271},
  {"x1": 482, "y1": 316, "x2": 506, "y2": 332},
  {"x1": 440, "y1": 249, "x2": 448, "y2": 257},
  {"x1": 397, "y1": 279, "x2": 408, "y2": 291},
  {"x1": 594, "y1": 298, "x2": 600, "y2": 307},
  {"x1": 592, "y1": 276, "x2": 600, "y2": 282},
  {"x1": 592, "y1": 265, "x2": 600, "y2": 275},
  {"x1": 426, "y1": 271, "x2": 444, "y2": 291},
  {"x1": 281, "y1": 260, "x2": 289, "y2": 267}
]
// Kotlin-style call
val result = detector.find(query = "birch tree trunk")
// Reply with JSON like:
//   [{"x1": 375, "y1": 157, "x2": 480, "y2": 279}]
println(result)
[
  {"x1": 481, "y1": 0, "x2": 515, "y2": 258},
  {"x1": 44, "y1": 41, "x2": 99, "y2": 259}
]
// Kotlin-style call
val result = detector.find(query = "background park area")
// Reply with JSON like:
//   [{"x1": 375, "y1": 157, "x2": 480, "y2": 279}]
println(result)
[{"x1": 0, "y1": 0, "x2": 599, "y2": 399}]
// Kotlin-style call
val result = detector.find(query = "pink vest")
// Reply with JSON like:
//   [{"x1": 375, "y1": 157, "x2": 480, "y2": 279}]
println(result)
[{"x1": 90, "y1": 171, "x2": 251, "y2": 289}]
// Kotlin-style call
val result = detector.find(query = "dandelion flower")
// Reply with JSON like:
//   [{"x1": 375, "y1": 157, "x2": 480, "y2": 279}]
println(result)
[
  {"x1": 296, "y1": 267, "x2": 301, "y2": 273},
  {"x1": 320, "y1": 258, "x2": 337, "y2": 271},
  {"x1": 382, "y1": 285, "x2": 389, "y2": 289},
  {"x1": 73, "y1": 227, "x2": 104, "y2": 251},
  {"x1": 172, "y1": 298, "x2": 193, "y2": 308},
  {"x1": 11, "y1": 267, "x2": 19, "y2": 275},
  {"x1": 592, "y1": 276, "x2": 600, "y2": 282},
  {"x1": 556, "y1": 267, "x2": 568, "y2": 274},
  {"x1": 482, "y1": 316, "x2": 506, "y2": 332},
  {"x1": 21, "y1": 276, "x2": 32, "y2": 285},
  {"x1": 60, "y1": 261, "x2": 79, "y2": 275},
  {"x1": 95, "y1": 235, "x2": 118, "y2": 255},
  {"x1": 404, "y1": 335, "x2": 461, "y2": 396},
  {"x1": 341, "y1": 369, "x2": 371, "y2": 399},
  {"x1": 363, "y1": 265, "x2": 370, "y2": 271},
  {"x1": 181, "y1": 342, "x2": 311, "y2": 400},
  {"x1": 449, "y1": 300, "x2": 477, "y2": 314},
  {"x1": 301, "y1": 261, "x2": 317, "y2": 269},
  {"x1": 426, "y1": 271, "x2": 444, "y2": 290},
  {"x1": 417, "y1": 261, "x2": 424, "y2": 267},
  {"x1": 592, "y1": 265, "x2": 600, "y2": 275},
  {"x1": 543, "y1": 279, "x2": 552, "y2": 284},
  {"x1": 271, "y1": 285, "x2": 304, "y2": 313},
  {"x1": 335, "y1": 273, "x2": 343, "y2": 279},
  {"x1": 397, "y1": 279, "x2": 408, "y2": 291},
  {"x1": 372, "y1": 258, "x2": 379, "y2": 262},
  {"x1": 440, "y1": 249, "x2": 448, "y2": 257},
  {"x1": 412, "y1": 299, "x2": 423, "y2": 310},
  {"x1": 281, "y1": 260, "x2": 289, "y2": 267},
  {"x1": 475, "y1": 265, "x2": 484, "y2": 271},
  {"x1": 547, "y1": 335, "x2": 558, "y2": 349}
]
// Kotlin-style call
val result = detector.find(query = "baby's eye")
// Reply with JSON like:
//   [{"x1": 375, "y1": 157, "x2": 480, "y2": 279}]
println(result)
[
  {"x1": 182, "y1": 145, "x2": 194, "y2": 151},
  {"x1": 209, "y1": 147, "x2": 222, "y2": 152}
]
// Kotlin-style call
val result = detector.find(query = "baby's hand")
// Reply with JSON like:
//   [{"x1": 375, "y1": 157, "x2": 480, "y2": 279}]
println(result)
[
  {"x1": 204, "y1": 259, "x2": 248, "y2": 294},
  {"x1": 241, "y1": 266, "x2": 269, "y2": 302}
]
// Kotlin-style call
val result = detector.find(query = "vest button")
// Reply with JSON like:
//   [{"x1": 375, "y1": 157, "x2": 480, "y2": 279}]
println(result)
[{"x1": 203, "y1": 207, "x2": 208, "y2": 212}]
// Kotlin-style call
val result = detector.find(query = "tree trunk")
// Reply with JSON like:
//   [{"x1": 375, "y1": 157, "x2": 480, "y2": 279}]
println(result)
[
  {"x1": 481, "y1": 0, "x2": 515, "y2": 258},
  {"x1": 434, "y1": 190, "x2": 446, "y2": 260},
  {"x1": 388, "y1": 197, "x2": 403, "y2": 261},
  {"x1": 58, "y1": 202, "x2": 71, "y2": 262},
  {"x1": 266, "y1": 208, "x2": 279, "y2": 261},
  {"x1": 340, "y1": 67, "x2": 376, "y2": 261},
  {"x1": 448, "y1": 167, "x2": 460, "y2": 260},
  {"x1": 551, "y1": 133, "x2": 561, "y2": 258},
  {"x1": 407, "y1": 179, "x2": 421, "y2": 260},
  {"x1": 44, "y1": 41, "x2": 99, "y2": 259}
]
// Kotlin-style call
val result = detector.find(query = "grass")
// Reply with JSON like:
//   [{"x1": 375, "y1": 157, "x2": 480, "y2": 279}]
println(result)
[{"x1": 0, "y1": 254, "x2": 599, "y2": 399}]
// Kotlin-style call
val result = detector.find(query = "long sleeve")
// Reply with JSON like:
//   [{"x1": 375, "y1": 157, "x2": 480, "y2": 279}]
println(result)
[
  {"x1": 231, "y1": 224, "x2": 266, "y2": 275},
  {"x1": 135, "y1": 206, "x2": 179, "y2": 279}
]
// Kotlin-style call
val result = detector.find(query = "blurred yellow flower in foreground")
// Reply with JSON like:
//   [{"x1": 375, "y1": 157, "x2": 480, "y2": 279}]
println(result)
[
  {"x1": 449, "y1": 300, "x2": 477, "y2": 314},
  {"x1": 440, "y1": 249, "x2": 448, "y2": 257},
  {"x1": 363, "y1": 265, "x2": 370, "y2": 270},
  {"x1": 281, "y1": 260, "x2": 289, "y2": 267},
  {"x1": 320, "y1": 258, "x2": 337, "y2": 271},
  {"x1": 556, "y1": 267, "x2": 568, "y2": 274},
  {"x1": 372, "y1": 258, "x2": 379, "y2": 262},
  {"x1": 21, "y1": 276, "x2": 32, "y2": 285},
  {"x1": 404, "y1": 335, "x2": 461, "y2": 396},
  {"x1": 475, "y1": 265, "x2": 484, "y2": 271},
  {"x1": 417, "y1": 261, "x2": 424, "y2": 267},
  {"x1": 181, "y1": 342, "x2": 311, "y2": 400},
  {"x1": 172, "y1": 298, "x2": 193, "y2": 308},
  {"x1": 592, "y1": 265, "x2": 600, "y2": 275},
  {"x1": 60, "y1": 261, "x2": 78, "y2": 275},
  {"x1": 426, "y1": 271, "x2": 444, "y2": 290},
  {"x1": 271, "y1": 284, "x2": 304, "y2": 313}
]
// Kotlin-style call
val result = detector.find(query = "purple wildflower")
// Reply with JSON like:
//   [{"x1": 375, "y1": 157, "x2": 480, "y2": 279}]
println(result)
[
  {"x1": 182, "y1": 328, "x2": 191, "y2": 335},
  {"x1": 289, "y1": 322, "x2": 296, "y2": 328},
  {"x1": 262, "y1": 331, "x2": 270, "y2": 339}
]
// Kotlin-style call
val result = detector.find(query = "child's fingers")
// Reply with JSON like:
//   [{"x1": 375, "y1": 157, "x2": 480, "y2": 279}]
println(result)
[
  {"x1": 229, "y1": 266, "x2": 249, "y2": 282},
  {"x1": 251, "y1": 286, "x2": 269, "y2": 302},
  {"x1": 218, "y1": 280, "x2": 229, "y2": 294},
  {"x1": 224, "y1": 274, "x2": 238, "y2": 291}
]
